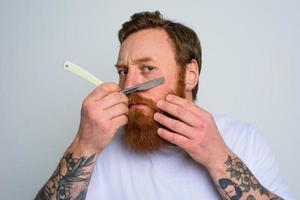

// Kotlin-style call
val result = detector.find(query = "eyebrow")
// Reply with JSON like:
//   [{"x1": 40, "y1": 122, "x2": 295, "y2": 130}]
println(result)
[{"x1": 115, "y1": 57, "x2": 154, "y2": 68}]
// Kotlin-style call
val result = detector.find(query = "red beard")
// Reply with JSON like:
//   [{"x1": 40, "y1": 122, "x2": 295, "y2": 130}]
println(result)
[{"x1": 124, "y1": 74, "x2": 185, "y2": 153}]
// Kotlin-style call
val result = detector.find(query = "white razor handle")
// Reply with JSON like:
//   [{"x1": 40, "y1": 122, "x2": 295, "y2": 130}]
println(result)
[{"x1": 64, "y1": 61, "x2": 103, "y2": 86}]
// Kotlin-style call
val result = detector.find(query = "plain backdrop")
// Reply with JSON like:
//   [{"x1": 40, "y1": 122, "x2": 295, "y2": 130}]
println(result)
[{"x1": 0, "y1": 0, "x2": 299, "y2": 199}]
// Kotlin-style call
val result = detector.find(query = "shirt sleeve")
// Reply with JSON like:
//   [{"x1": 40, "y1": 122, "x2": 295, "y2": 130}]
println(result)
[{"x1": 245, "y1": 125, "x2": 294, "y2": 200}]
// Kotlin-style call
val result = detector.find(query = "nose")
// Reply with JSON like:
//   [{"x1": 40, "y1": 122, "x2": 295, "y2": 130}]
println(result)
[{"x1": 123, "y1": 68, "x2": 144, "y2": 89}]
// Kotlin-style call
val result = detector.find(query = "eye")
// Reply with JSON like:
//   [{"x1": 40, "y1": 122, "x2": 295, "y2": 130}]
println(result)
[
  {"x1": 142, "y1": 65, "x2": 155, "y2": 73},
  {"x1": 117, "y1": 68, "x2": 128, "y2": 76}
]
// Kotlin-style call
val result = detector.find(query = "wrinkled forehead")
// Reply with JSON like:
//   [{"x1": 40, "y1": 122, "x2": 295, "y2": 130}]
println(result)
[{"x1": 117, "y1": 29, "x2": 176, "y2": 65}]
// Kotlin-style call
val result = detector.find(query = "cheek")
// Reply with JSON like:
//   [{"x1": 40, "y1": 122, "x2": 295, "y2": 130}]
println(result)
[
  {"x1": 165, "y1": 74, "x2": 181, "y2": 90},
  {"x1": 145, "y1": 83, "x2": 175, "y2": 102}
]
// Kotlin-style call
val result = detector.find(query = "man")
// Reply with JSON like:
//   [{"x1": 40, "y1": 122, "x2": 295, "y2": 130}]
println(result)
[
  {"x1": 35, "y1": 11, "x2": 292, "y2": 200},
  {"x1": 219, "y1": 179, "x2": 243, "y2": 200}
]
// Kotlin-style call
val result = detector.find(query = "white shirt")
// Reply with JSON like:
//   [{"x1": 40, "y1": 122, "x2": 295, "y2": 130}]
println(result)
[{"x1": 86, "y1": 114, "x2": 293, "y2": 199}]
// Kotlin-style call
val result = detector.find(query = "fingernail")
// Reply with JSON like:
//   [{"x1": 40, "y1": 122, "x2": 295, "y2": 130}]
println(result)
[
  {"x1": 166, "y1": 94, "x2": 172, "y2": 101},
  {"x1": 154, "y1": 112, "x2": 160, "y2": 120},
  {"x1": 157, "y1": 100, "x2": 164, "y2": 107},
  {"x1": 157, "y1": 128, "x2": 162, "y2": 134}
]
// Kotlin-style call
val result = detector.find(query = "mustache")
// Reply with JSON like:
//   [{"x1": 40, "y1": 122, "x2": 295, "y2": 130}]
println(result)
[
  {"x1": 128, "y1": 93, "x2": 178, "y2": 121},
  {"x1": 128, "y1": 93, "x2": 160, "y2": 112}
]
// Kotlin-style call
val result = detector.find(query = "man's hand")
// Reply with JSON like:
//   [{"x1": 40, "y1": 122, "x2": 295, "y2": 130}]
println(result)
[
  {"x1": 75, "y1": 82, "x2": 129, "y2": 153},
  {"x1": 153, "y1": 94, "x2": 230, "y2": 170},
  {"x1": 36, "y1": 82, "x2": 129, "y2": 200},
  {"x1": 154, "y1": 94, "x2": 284, "y2": 200}
]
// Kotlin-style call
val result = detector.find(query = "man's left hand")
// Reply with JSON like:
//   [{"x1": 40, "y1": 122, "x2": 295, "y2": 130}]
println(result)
[{"x1": 154, "y1": 94, "x2": 231, "y2": 170}]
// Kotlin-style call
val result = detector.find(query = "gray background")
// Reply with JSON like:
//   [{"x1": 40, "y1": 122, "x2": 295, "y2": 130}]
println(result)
[{"x1": 0, "y1": 0, "x2": 299, "y2": 199}]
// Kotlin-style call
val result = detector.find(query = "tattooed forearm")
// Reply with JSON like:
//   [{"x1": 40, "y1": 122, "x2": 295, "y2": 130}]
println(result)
[
  {"x1": 35, "y1": 152, "x2": 96, "y2": 200},
  {"x1": 246, "y1": 195, "x2": 256, "y2": 200},
  {"x1": 217, "y1": 155, "x2": 283, "y2": 200},
  {"x1": 221, "y1": 155, "x2": 269, "y2": 196}
]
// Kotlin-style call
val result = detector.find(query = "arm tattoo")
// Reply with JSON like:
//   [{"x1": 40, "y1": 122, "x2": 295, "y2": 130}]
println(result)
[
  {"x1": 35, "y1": 152, "x2": 96, "y2": 200},
  {"x1": 218, "y1": 155, "x2": 283, "y2": 200},
  {"x1": 246, "y1": 195, "x2": 256, "y2": 200}
]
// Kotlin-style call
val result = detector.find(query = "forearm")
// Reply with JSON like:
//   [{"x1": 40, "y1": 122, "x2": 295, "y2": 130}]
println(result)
[
  {"x1": 35, "y1": 138, "x2": 99, "y2": 200},
  {"x1": 208, "y1": 152, "x2": 283, "y2": 200},
  {"x1": 35, "y1": 83, "x2": 128, "y2": 200}
]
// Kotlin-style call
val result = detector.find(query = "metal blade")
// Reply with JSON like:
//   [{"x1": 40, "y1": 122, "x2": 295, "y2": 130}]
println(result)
[{"x1": 121, "y1": 77, "x2": 165, "y2": 95}]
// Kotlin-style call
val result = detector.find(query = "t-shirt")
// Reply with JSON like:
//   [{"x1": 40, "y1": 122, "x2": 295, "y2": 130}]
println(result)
[{"x1": 86, "y1": 114, "x2": 293, "y2": 200}]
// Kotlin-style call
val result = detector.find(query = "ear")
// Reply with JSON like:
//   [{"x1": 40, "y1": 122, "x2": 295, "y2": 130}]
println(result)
[{"x1": 184, "y1": 59, "x2": 199, "y2": 91}]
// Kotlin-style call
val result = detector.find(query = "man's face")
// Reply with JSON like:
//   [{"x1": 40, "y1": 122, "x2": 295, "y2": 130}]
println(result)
[
  {"x1": 116, "y1": 28, "x2": 185, "y2": 153},
  {"x1": 224, "y1": 185, "x2": 237, "y2": 198},
  {"x1": 117, "y1": 28, "x2": 182, "y2": 104}
]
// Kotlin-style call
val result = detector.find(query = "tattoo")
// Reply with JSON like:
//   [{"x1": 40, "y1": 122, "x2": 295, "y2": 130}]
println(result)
[
  {"x1": 74, "y1": 190, "x2": 88, "y2": 200},
  {"x1": 224, "y1": 155, "x2": 267, "y2": 195},
  {"x1": 246, "y1": 195, "x2": 256, "y2": 200},
  {"x1": 35, "y1": 152, "x2": 96, "y2": 200},
  {"x1": 219, "y1": 178, "x2": 242, "y2": 200},
  {"x1": 218, "y1": 155, "x2": 284, "y2": 200}
]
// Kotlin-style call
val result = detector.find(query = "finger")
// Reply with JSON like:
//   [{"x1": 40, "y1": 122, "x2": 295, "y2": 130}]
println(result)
[
  {"x1": 99, "y1": 91, "x2": 128, "y2": 110},
  {"x1": 105, "y1": 103, "x2": 129, "y2": 119},
  {"x1": 111, "y1": 115, "x2": 128, "y2": 128},
  {"x1": 165, "y1": 94, "x2": 209, "y2": 118},
  {"x1": 157, "y1": 128, "x2": 190, "y2": 149},
  {"x1": 154, "y1": 112, "x2": 195, "y2": 138},
  {"x1": 156, "y1": 100, "x2": 201, "y2": 127},
  {"x1": 88, "y1": 82, "x2": 120, "y2": 101}
]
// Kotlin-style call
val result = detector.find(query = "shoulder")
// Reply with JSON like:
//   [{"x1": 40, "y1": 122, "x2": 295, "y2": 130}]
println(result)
[
  {"x1": 212, "y1": 113, "x2": 272, "y2": 168},
  {"x1": 212, "y1": 114, "x2": 293, "y2": 199},
  {"x1": 212, "y1": 113, "x2": 261, "y2": 145}
]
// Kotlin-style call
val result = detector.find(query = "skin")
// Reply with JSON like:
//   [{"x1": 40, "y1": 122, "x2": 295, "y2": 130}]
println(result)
[
  {"x1": 118, "y1": 29, "x2": 283, "y2": 199},
  {"x1": 35, "y1": 28, "x2": 283, "y2": 200},
  {"x1": 116, "y1": 29, "x2": 183, "y2": 110},
  {"x1": 225, "y1": 185, "x2": 237, "y2": 196},
  {"x1": 35, "y1": 82, "x2": 129, "y2": 200},
  {"x1": 117, "y1": 28, "x2": 230, "y2": 177}
]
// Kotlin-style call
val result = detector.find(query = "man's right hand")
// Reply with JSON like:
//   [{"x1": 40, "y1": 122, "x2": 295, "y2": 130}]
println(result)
[
  {"x1": 35, "y1": 83, "x2": 127, "y2": 200},
  {"x1": 74, "y1": 83, "x2": 129, "y2": 153}
]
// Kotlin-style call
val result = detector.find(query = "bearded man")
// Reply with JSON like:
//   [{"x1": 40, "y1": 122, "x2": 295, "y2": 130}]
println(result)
[{"x1": 35, "y1": 11, "x2": 292, "y2": 200}]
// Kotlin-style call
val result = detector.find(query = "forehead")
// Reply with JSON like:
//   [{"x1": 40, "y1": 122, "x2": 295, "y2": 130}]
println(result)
[{"x1": 117, "y1": 28, "x2": 176, "y2": 64}]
